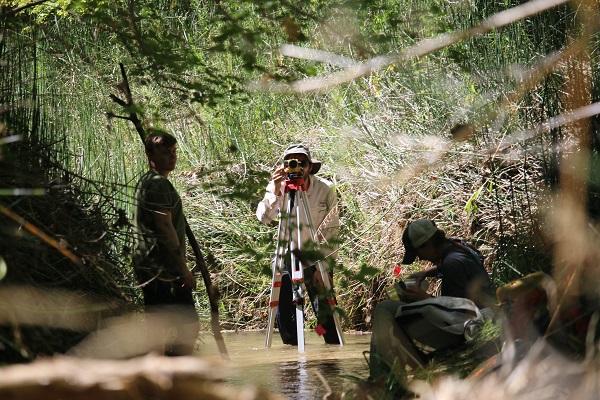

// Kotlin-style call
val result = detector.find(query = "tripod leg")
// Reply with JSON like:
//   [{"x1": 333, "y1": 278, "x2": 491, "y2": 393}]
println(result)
[
  {"x1": 265, "y1": 193, "x2": 289, "y2": 348},
  {"x1": 265, "y1": 269, "x2": 282, "y2": 348},
  {"x1": 295, "y1": 294, "x2": 305, "y2": 353},
  {"x1": 291, "y1": 254, "x2": 305, "y2": 353},
  {"x1": 297, "y1": 191, "x2": 345, "y2": 346},
  {"x1": 290, "y1": 192, "x2": 306, "y2": 353},
  {"x1": 314, "y1": 260, "x2": 345, "y2": 345}
]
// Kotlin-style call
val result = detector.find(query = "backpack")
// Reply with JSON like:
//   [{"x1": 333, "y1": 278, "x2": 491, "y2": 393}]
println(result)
[{"x1": 395, "y1": 296, "x2": 483, "y2": 338}]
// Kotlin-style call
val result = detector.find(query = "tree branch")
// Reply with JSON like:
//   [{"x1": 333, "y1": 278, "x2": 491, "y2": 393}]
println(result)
[
  {"x1": 4, "y1": 0, "x2": 51, "y2": 16},
  {"x1": 105, "y1": 112, "x2": 132, "y2": 121},
  {"x1": 109, "y1": 94, "x2": 128, "y2": 108}
]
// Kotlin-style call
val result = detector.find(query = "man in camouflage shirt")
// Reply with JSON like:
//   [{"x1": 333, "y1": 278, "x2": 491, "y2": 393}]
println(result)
[{"x1": 134, "y1": 132, "x2": 198, "y2": 355}]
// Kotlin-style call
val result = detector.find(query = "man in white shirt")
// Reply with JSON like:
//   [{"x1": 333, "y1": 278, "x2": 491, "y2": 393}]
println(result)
[{"x1": 256, "y1": 144, "x2": 340, "y2": 345}]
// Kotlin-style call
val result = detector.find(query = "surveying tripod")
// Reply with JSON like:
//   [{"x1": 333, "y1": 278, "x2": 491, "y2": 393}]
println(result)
[{"x1": 264, "y1": 178, "x2": 345, "y2": 353}]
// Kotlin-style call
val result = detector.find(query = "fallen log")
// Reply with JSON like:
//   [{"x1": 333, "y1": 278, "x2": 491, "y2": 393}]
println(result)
[{"x1": 0, "y1": 354, "x2": 283, "y2": 400}]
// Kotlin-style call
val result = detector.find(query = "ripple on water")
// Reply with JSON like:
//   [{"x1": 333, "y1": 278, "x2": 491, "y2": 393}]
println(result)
[{"x1": 198, "y1": 331, "x2": 371, "y2": 400}]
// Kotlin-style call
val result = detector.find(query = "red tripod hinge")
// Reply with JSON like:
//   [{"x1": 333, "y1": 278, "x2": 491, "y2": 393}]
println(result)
[{"x1": 284, "y1": 178, "x2": 305, "y2": 192}]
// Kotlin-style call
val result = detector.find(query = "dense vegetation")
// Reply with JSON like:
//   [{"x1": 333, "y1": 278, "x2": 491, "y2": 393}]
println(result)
[{"x1": 2, "y1": 0, "x2": 600, "y2": 369}]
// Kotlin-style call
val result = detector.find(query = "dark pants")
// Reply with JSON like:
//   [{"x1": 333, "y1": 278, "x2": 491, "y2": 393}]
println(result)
[
  {"x1": 139, "y1": 275, "x2": 199, "y2": 356},
  {"x1": 277, "y1": 265, "x2": 340, "y2": 345},
  {"x1": 369, "y1": 300, "x2": 465, "y2": 379}
]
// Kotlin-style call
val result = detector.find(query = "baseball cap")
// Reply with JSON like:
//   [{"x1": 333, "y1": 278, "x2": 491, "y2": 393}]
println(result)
[
  {"x1": 401, "y1": 219, "x2": 438, "y2": 264},
  {"x1": 283, "y1": 144, "x2": 322, "y2": 174}
]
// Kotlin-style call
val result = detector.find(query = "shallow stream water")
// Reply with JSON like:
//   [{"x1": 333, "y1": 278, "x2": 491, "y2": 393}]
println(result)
[{"x1": 199, "y1": 331, "x2": 371, "y2": 399}]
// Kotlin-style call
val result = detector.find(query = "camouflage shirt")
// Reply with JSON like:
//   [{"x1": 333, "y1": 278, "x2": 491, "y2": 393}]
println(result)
[{"x1": 133, "y1": 170, "x2": 185, "y2": 279}]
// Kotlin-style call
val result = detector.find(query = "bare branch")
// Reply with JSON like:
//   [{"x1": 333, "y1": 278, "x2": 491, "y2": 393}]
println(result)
[
  {"x1": 105, "y1": 112, "x2": 132, "y2": 121},
  {"x1": 0, "y1": 205, "x2": 82, "y2": 266},
  {"x1": 109, "y1": 94, "x2": 128, "y2": 108},
  {"x1": 251, "y1": 0, "x2": 569, "y2": 93},
  {"x1": 3, "y1": 0, "x2": 51, "y2": 16},
  {"x1": 279, "y1": 44, "x2": 357, "y2": 68},
  {"x1": 494, "y1": 101, "x2": 600, "y2": 152}
]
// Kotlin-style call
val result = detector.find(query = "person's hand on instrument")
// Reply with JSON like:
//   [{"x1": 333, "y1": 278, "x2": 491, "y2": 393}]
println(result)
[
  {"x1": 402, "y1": 284, "x2": 430, "y2": 302},
  {"x1": 272, "y1": 165, "x2": 286, "y2": 196},
  {"x1": 407, "y1": 270, "x2": 427, "y2": 286}
]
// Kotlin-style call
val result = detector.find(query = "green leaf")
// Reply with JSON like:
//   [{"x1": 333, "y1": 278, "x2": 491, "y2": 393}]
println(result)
[{"x1": 465, "y1": 182, "x2": 487, "y2": 216}]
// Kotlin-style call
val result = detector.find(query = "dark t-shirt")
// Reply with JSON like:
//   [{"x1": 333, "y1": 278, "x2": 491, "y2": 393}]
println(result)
[
  {"x1": 438, "y1": 240, "x2": 495, "y2": 308},
  {"x1": 134, "y1": 170, "x2": 185, "y2": 278}
]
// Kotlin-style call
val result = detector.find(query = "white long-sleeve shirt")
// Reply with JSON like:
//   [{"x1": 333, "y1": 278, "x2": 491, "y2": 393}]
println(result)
[{"x1": 256, "y1": 175, "x2": 340, "y2": 258}]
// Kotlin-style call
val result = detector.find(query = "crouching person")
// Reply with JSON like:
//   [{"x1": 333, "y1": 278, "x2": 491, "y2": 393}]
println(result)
[{"x1": 369, "y1": 219, "x2": 495, "y2": 379}]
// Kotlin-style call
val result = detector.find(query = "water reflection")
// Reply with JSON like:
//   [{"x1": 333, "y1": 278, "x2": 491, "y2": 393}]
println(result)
[
  {"x1": 277, "y1": 359, "x2": 346, "y2": 399},
  {"x1": 199, "y1": 331, "x2": 371, "y2": 400},
  {"x1": 279, "y1": 359, "x2": 310, "y2": 398}
]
